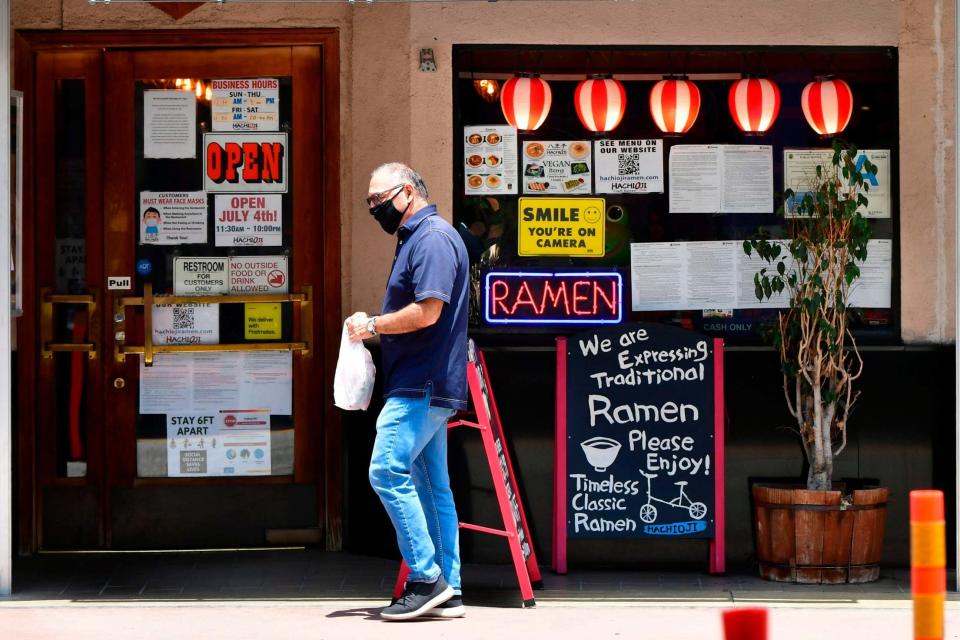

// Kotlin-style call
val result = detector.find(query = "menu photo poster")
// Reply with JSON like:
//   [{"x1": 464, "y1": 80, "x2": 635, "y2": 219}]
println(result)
[
  {"x1": 784, "y1": 148, "x2": 891, "y2": 219},
  {"x1": 464, "y1": 125, "x2": 518, "y2": 195},
  {"x1": 522, "y1": 140, "x2": 592, "y2": 195},
  {"x1": 594, "y1": 139, "x2": 664, "y2": 194}
]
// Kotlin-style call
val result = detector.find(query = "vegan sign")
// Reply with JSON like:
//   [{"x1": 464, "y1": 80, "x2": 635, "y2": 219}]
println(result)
[
  {"x1": 562, "y1": 323, "x2": 720, "y2": 539},
  {"x1": 518, "y1": 197, "x2": 605, "y2": 257}
]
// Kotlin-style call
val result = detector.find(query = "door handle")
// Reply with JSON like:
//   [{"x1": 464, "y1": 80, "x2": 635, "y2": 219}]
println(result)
[
  {"x1": 40, "y1": 287, "x2": 99, "y2": 359},
  {"x1": 114, "y1": 282, "x2": 313, "y2": 365}
]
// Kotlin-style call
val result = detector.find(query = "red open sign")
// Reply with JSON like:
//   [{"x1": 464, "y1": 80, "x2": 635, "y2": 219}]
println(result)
[
  {"x1": 483, "y1": 271, "x2": 622, "y2": 325},
  {"x1": 203, "y1": 133, "x2": 288, "y2": 193},
  {"x1": 206, "y1": 141, "x2": 284, "y2": 184}
]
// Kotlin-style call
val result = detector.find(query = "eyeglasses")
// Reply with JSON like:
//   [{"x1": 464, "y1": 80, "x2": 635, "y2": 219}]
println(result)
[{"x1": 366, "y1": 184, "x2": 404, "y2": 208}]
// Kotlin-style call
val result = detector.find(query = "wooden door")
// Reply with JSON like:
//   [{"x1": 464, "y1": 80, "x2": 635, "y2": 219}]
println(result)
[
  {"x1": 30, "y1": 49, "x2": 107, "y2": 548},
  {"x1": 17, "y1": 31, "x2": 342, "y2": 551}
]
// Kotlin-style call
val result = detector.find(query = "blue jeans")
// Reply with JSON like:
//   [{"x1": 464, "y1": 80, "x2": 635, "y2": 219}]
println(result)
[{"x1": 369, "y1": 391, "x2": 461, "y2": 592}]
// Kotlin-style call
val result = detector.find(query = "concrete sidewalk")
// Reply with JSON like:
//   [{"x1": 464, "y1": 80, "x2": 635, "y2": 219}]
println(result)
[
  {"x1": 2, "y1": 601, "x2": 957, "y2": 640},
  {"x1": 0, "y1": 549, "x2": 955, "y2": 639}
]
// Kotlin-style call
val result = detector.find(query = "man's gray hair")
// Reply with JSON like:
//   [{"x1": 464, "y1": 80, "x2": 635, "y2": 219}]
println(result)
[{"x1": 371, "y1": 162, "x2": 429, "y2": 199}]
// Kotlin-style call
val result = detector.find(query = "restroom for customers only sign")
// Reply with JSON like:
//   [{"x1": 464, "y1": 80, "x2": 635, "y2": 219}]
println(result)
[{"x1": 173, "y1": 256, "x2": 289, "y2": 295}]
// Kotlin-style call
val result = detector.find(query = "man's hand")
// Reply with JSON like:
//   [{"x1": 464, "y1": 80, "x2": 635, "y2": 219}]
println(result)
[
  {"x1": 346, "y1": 299, "x2": 442, "y2": 341},
  {"x1": 346, "y1": 311, "x2": 372, "y2": 342}
]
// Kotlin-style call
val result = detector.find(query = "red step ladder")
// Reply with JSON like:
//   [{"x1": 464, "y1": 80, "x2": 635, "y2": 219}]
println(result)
[{"x1": 393, "y1": 341, "x2": 541, "y2": 608}]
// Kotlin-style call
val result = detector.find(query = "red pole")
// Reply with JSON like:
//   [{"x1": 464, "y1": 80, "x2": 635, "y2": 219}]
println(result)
[
  {"x1": 722, "y1": 608, "x2": 767, "y2": 640},
  {"x1": 553, "y1": 336, "x2": 567, "y2": 574},
  {"x1": 710, "y1": 337, "x2": 725, "y2": 574},
  {"x1": 68, "y1": 313, "x2": 87, "y2": 459}
]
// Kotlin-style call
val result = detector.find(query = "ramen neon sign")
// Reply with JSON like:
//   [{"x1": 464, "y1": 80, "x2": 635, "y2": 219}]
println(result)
[{"x1": 484, "y1": 271, "x2": 623, "y2": 325}]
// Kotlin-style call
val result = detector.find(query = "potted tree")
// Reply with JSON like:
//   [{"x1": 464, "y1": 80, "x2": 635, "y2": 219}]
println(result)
[{"x1": 743, "y1": 141, "x2": 887, "y2": 584}]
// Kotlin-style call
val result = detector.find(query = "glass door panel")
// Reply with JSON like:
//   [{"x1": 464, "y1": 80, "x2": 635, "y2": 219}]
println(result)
[
  {"x1": 129, "y1": 75, "x2": 297, "y2": 478},
  {"x1": 51, "y1": 79, "x2": 91, "y2": 478}
]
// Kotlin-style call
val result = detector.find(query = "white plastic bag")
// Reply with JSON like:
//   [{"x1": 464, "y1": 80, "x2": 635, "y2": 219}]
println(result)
[{"x1": 333, "y1": 322, "x2": 376, "y2": 411}]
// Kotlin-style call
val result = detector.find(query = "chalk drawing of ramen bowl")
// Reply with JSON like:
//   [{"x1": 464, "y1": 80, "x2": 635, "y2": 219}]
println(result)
[{"x1": 580, "y1": 437, "x2": 622, "y2": 472}]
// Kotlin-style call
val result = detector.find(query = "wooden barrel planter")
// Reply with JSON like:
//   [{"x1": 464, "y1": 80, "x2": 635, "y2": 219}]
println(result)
[{"x1": 752, "y1": 485, "x2": 888, "y2": 584}]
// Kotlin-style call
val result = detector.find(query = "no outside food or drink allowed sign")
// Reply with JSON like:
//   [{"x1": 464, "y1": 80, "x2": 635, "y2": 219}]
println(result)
[
  {"x1": 173, "y1": 256, "x2": 288, "y2": 295},
  {"x1": 229, "y1": 255, "x2": 288, "y2": 294}
]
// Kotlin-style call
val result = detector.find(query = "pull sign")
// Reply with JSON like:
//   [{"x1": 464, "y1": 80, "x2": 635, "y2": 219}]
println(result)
[{"x1": 107, "y1": 276, "x2": 132, "y2": 291}]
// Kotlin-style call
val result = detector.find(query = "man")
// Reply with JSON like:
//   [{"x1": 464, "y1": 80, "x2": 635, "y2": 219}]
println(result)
[{"x1": 347, "y1": 163, "x2": 469, "y2": 621}]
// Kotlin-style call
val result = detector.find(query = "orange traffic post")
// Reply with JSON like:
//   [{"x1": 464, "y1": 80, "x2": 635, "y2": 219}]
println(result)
[
  {"x1": 722, "y1": 608, "x2": 767, "y2": 640},
  {"x1": 911, "y1": 490, "x2": 946, "y2": 640}
]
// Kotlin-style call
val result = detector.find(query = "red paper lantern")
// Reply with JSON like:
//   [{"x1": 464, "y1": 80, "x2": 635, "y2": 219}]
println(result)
[
  {"x1": 500, "y1": 74, "x2": 552, "y2": 131},
  {"x1": 574, "y1": 75, "x2": 627, "y2": 133},
  {"x1": 649, "y1": 78, "x2": 700, "y2": 134},
  {"x1": 801, "y1": 77, "x2": 853, "y2": 136},
  {"x1": 728, "y1": 77, "x2": 781, "y2": 134}
]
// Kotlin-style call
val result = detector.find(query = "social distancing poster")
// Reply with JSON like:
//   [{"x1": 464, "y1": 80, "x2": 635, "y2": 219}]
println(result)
[{"x1": 166, "y1": 410, "x2": 271, "y2": 477}]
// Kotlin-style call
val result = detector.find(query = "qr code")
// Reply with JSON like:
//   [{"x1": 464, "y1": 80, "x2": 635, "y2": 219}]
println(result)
[
  {"x1": 172, "y1": 306, "x2": 195, "y2": 330},
  {"x1": 618, "y1": 154, "x2": 640, "y2": 176}
]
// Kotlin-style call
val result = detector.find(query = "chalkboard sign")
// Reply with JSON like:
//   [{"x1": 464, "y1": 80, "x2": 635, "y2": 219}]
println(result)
[{"x1": 553, "y1": 323, "x2": 725, "y2": 573}]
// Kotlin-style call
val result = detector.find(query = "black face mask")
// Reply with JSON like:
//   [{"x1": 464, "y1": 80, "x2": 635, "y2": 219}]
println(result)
[{"x1": 369, "y1": 195, "x2": 411, "y2": 235}]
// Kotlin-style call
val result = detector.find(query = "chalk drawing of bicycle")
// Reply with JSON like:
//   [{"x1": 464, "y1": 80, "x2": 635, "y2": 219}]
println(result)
[{"x1": 638, "y1": 469, "x2": 707, "y2": 523}]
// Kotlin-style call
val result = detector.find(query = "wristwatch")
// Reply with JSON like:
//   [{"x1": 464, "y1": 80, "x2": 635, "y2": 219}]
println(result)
[{"x1": 366, "y1": 316, "x2": 378, "y2": 336}]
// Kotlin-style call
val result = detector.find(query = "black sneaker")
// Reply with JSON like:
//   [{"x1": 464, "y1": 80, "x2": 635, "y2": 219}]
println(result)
[
  {"x1": 423, "y1": 595, "x2": 466, "y2": 618},
  {"x1": 381, "y1": 576, "x2": 454, "y2": 621}
]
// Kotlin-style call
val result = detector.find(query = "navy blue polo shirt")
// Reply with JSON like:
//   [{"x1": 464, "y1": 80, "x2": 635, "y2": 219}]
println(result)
[{"x1": 380, "y1": 204, "x2": 469, "y2": 410}]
